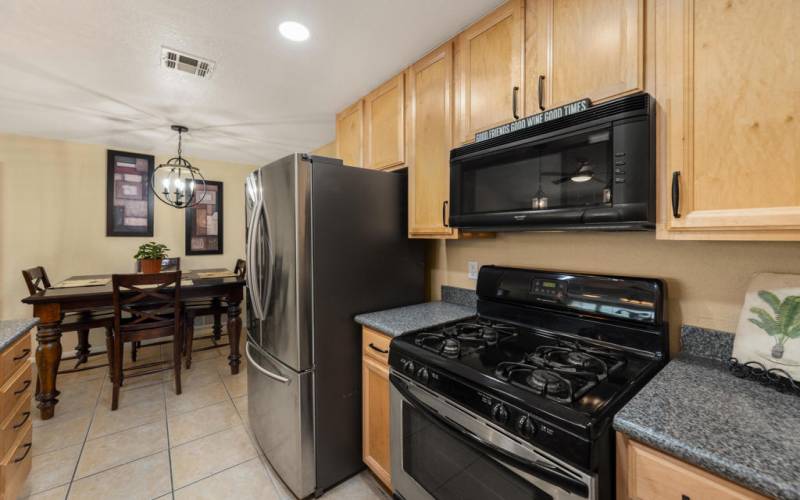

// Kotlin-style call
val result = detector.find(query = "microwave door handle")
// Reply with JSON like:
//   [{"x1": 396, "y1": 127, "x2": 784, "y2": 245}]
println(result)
[{"x1": 392, "y1": 376, "x2": 589, "y2": 498}]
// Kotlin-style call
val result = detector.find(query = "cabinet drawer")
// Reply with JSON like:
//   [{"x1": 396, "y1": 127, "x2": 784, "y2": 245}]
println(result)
[
  {"x1": 362, "y1": 327, "x2": 391, "y2": 364},
  {"x1": 1, "y1": 332, "x2": 32, "y2": 384},
  {"x1": 0, "y1": 391, "x2": 32, "y2": 458},
  {"x1": 627, "y1": 439, "x2": 768, "y2": 500},
  {"x1": 0, "y1": 364, "x2": 34, "y2": 425},
  {"x1": 1, "y1": 422, "x2": 32, "y2": 500}
]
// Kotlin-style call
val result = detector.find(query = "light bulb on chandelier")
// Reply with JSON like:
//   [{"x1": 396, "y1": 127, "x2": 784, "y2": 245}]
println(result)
[{"x1": 151, "y1": 125, "x2": 206, "y2": 209}]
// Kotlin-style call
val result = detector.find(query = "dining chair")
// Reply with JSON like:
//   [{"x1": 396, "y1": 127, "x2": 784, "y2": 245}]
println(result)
[
  {"x1": 131, "y1": 257, "x2": 181, "y2": 362},
  {"x1": 21, "y1": 266, "x2": 113, "y2": 368},
  {"x1": 182, "y1": 258, "x2": 246, "y2": 369},
  {"x1": 110, "y1": 272, "x2": 182, "y2": 410}
]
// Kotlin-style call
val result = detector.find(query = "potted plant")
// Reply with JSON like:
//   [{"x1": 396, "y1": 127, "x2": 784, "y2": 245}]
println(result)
[
  {"x1": 134, "y1": 242, "x2": 170, "y2": 274},
  {"x1": 749, "y1": 290, "x2": 800, "y2": 359}
]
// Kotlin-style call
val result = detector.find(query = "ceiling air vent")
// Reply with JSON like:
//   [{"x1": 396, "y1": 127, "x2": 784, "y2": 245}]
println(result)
[{"x1": 161, "y1": 47, "x2": 215, "y2": 78}]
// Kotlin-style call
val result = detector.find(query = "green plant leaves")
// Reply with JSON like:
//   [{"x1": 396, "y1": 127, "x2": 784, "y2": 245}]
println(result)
[
  {"x1": 757, "y1": 290, "x2": 782, "y2": 315},
  {"x1": 133, "y1": 241, "x2": 170, "y2": 260},
  {"x1": 749, "y1": 307, "x2": 779, "y2": 336}
]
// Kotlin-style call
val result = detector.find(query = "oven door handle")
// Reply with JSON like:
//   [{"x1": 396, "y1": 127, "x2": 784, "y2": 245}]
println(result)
[{"x1": 392, "y1": 375, "x2": 590, "y2": 498}]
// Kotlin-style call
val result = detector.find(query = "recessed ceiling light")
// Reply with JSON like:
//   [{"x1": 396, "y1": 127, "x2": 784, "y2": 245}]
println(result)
[{"x1": 279, "y1": 21, "x2": 310, "y2": 42}]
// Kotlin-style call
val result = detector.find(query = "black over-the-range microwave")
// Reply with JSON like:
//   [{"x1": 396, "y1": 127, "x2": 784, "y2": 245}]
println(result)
[{"x1": 448, "y1": 92, "x2": 655, "y2": 231}]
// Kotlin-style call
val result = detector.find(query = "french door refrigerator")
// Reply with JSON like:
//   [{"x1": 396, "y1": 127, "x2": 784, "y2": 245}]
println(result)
[{"x1": 244, "y1": 153, "x2": 425, "y2": 498}]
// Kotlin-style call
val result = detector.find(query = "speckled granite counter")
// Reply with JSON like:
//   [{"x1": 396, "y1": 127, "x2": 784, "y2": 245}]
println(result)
[
  {"x1": 614, "y1": 326, "x2": 800, "y2": 499},
  {"x1": 0, "y1": 318, "x2": 38, "y2": 351},
  {"x1": 355, "y1": 302, "x2": 475, "y2": 337}
]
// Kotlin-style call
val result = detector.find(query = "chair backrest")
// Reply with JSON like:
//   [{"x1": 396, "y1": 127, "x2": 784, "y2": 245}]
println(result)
[
  {"x1": 112, "y1": 272, "x2": 181, "y2": 338},
  {"x1": 22, "y1": 266, "x2": 52, "y2": 294},
  {"x1": 134, "y1": 257, "x2": 181, "y2": 272},
  {"x1": 234, "y1": 259, "x2": 246, "y2": 279}
]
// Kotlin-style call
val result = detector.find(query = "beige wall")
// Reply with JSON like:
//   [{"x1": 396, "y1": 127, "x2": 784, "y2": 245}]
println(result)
[
  {"x1": 0, "y1": 133, "x2": 255, "y2": 322},
  {"x1": 428, "y1": 233, "x2": 800, "y2": 353}
]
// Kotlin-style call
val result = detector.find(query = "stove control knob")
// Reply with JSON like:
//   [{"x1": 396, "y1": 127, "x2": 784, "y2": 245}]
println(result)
[
  {"x1": 416, "y1": 367, "x2": 430, "y2": 384},
  {"x1": 516, "y1": 415, "x2": 536, "y2": 439},
  {"x1": 402, "y1": 360, "x2": 416, "y2": 376},
  {"x1": 491, "y1": 403, "x2": 509, "y2": 425}
]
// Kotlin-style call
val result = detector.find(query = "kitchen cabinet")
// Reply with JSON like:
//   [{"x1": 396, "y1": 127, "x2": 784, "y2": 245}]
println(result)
[
  {"x1": 362, "y1": 327, "x2": 392, "y2": 489},
  {"x1": 365, "y1": 73, "x2": 405, "y2": 170},
  {"x1": 312, "y1": 141, "x2": 337, "y2": 158},
  {"x1": 454, "y1": 0, "x2": 525, "y2": 145},
  {"x1": 406, "y1": 42, "x2": 458, "y2": 238},
  {"x1": 336, "y1": 100, "x2": 364, "y2": 167},
  {"x1": 657, "y1": 0, "x2": 800, "y2": 240},
  {"x1": 525, "y1": 0, "x2": 643, "y2": 112},
  {"x1": 0, "y1": 331, "x2": 33, "y2": 500},
  {"x1": 616, "y1": 433, "x2": 768, "y2": 500}
]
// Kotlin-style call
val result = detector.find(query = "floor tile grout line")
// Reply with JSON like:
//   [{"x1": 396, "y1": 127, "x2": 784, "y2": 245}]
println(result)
[
  {"x1": 162, "y1": 382, "x2": 176, "y2": 500},
  {"x1": 64, "y1": 370, "x2": 107, "y2": 499},
  {"x1": 171, "y1": 455, "x2": 261, "y2": 495}
]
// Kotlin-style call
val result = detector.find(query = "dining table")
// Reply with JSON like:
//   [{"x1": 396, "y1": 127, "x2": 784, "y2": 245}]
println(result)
[{"x1": 21, "y1": 268, "x2": 245, "y2": 420}]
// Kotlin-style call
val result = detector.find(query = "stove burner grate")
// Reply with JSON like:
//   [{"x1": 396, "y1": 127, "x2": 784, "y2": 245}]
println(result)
[{"x1": 414, "y1": 319, "x2": 517, "y2": 358}]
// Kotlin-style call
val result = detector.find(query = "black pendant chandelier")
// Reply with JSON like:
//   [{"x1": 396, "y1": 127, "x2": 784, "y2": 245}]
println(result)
[{"x1": 151, "y1": 125, "x2": 206, "y2": 209}]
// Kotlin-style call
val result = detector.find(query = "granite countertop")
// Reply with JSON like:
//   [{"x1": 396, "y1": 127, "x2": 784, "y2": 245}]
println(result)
[
  {"x1": 0, "y1": 318, "x2": 39, "y2": 351},
  {"x1": 614, "y1": 327, "x2": 800, "y2": 499},
  {"x1": 355, "y1": 301, "x2": 475, "y2": 337}
]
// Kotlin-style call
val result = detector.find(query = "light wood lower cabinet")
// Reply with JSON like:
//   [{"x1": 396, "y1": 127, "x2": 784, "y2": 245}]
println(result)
[
  {"x1": 616, "y1": 433, "x2": 768, "y2": 500},
  {"x1": 0, "y1": 331, "x2": 34, "y2": 500},
  {"x1": 362, "y1": 327, "x2": 392, "y2": 490},
  {"x1": 657, "y1": 0, "x2": 800, "y2": 240}
]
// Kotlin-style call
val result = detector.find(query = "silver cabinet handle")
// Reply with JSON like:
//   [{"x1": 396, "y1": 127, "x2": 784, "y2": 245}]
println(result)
[{"x1": 246, "y1": 343, "x2": 289, "y2": 384}]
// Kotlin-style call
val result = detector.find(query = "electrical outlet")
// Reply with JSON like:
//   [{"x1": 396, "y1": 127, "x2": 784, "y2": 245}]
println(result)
[{"x1": 468, "y1": 261, "x2": 479, "y2": 280}]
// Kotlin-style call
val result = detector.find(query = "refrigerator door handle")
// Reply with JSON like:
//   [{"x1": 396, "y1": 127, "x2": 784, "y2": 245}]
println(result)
[
  {"x1": 260, "y1": 185, "x2": 275, "y2": 320},
  {"x1": 246, "y1": 191, "x2": 265, "y2": 320},
  {"x1": 246, "y1": 342, "x2": 290, "y2": 384}
]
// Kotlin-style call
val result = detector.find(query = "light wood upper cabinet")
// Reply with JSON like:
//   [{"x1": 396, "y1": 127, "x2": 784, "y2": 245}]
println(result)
[
  {"x1": 657, "y1": 0, "x2": 800, "y2": 240},
  {"x1": 526, "y1": 0, "x2": 643, "y2": 113},
  {"x1": 311, "y1": 141, "x2": 337, "y2": 158},
  {"x1": 454, "y1": 0, "x2": 525, "y2": 145},
  {"x1": 407, "y1": 42, "x2": 457, "y2": 238},
  {"x1": 365, "y1": 73, "x2": 405, "y2": 170},
  {"x1": 336, "y1": 100, "x2": 364, "y2": 167}
]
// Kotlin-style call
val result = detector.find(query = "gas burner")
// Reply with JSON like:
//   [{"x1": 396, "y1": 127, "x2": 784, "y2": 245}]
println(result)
[
  {"x1": 527, "y1": 370, "x2": 570, "y2": 397},
  {"x1": 414, "y1": 318, "x2": 517, "y2": 358}
]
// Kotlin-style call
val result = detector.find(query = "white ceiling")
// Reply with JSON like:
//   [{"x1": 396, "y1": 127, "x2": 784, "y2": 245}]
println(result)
[{"x1": 0, "y1": 0, "x2": 503, "y2": 165}]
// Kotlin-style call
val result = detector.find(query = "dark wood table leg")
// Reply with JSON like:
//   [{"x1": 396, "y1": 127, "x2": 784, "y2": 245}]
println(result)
[
  {"x1": 226, "y1": 289, "x2": 243, "y2": 375},
  {"x1": 75, "y1": 311, "x2": 92, "y2": 365},
  {"x1": 34, "y1": 303, "x2": 63, "y2": 420},
  {"x1": 212, "y1": 298, "x2": 222, "y2": 341}
]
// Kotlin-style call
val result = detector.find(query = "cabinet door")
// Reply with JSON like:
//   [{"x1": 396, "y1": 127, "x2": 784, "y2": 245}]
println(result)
[
  {"x1": 535, "y1": 0, "x2": 643, "y2": 109},
  {"x1": 407, "y1": 42, "x2": 457, "y2": 238},
  {"x1": 336, "y1": 100, "x2": 364, "y2": 167},
  {"x1": 455, "y1": 0, "x2": 524, "y2": 145},
  {"x1": 365, "y1": 74, "x2": 405, "y2": 170},
  {"x1": 362, "y1": 355, "x2": 391, "y2": 489},
  {"x1": 660, "y1": 0, "x2": 800, "y2": 239}
]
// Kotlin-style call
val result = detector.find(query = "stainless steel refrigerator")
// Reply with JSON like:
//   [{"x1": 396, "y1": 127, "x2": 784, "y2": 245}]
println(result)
[{"x1": 244, "y1": 153, "x2": 425, "y2": 498}]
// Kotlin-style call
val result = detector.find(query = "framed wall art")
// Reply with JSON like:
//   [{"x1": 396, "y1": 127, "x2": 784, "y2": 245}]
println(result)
[
  {"x1": 185, "y1": 180, "x2": 223, "y2": 255},
  {"x1": 106, "y1": 150, "x2": 155, "y2": 237},
  {"x1": 733, "y1": 272, "x2": 800, "y2": 380}
]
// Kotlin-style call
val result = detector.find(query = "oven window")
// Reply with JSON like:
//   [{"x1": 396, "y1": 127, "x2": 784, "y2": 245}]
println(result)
[
  {"x1": 402, "y1": 401, "x2": 554, "y2": 500},
  {"x1": 456, "y1": 128, "x2": 612, "y2": 214}
]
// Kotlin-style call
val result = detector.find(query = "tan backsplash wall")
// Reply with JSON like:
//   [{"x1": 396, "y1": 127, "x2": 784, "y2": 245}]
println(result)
[
  {"x1": 0, "y1": 133, "x2": 256, "y2": 325},
  {"x1": 428, "y1": 233, "x2": 800, "y2": 353}
]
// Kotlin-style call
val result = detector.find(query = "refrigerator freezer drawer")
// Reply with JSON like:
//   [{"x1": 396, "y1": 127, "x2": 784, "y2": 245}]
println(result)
[{"x1": 247, "y1": 342, "x2": 315, "y2": 498}]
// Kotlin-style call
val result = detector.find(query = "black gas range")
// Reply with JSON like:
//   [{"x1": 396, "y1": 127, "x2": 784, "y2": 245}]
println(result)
[{"x1": 388, "y1": 266, "x2": 668, "y2": 500}]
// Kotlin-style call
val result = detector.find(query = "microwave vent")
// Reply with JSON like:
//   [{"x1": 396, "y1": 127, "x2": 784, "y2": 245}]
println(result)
[{"x1": 161, "y1": 47, "x2": 215, "y2": 79}]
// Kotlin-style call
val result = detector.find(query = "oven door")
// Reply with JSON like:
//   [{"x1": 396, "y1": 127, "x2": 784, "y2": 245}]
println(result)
[{"x1": 390, "y1": 373, "x2": 596, "y2": 500}]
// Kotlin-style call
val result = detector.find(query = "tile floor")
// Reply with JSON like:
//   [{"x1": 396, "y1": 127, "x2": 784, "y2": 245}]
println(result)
[{"x1": 21, "y1": 330, "x2": 390, "y2": 500}]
